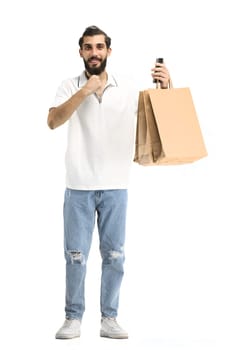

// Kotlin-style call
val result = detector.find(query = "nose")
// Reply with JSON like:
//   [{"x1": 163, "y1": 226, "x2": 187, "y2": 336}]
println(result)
[{"x1": 91, "y1": 46, "x2": 99, "y2": 56}]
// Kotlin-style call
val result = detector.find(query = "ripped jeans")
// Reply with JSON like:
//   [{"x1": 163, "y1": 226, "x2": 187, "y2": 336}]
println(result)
[{"x1": 63, "y1": 188, "x2": 128, "y2": 320}]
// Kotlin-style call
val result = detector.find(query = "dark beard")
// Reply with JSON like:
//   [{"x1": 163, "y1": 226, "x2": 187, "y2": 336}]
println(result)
[{"x1": 83, "y1": 57, "x2": 107, "y2": 75}]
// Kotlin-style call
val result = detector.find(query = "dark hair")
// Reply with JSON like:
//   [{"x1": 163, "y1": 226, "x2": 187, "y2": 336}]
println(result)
[{"x1": 79, "y1": 25, "x2": 111, "y2": 49}]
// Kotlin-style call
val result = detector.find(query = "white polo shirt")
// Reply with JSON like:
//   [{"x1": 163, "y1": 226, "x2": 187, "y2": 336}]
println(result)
[{"x1": 52, "y1": 71, "x2": 138, "y2": 190}]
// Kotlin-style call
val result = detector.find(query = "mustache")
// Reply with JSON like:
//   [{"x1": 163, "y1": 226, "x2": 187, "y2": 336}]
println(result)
[{"x1": 88, "y1": 56, "x2": 102, "y2": 62}]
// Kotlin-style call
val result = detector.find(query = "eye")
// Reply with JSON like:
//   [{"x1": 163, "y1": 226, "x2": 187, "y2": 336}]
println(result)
[
  {"x1": 96, "y1": 43, "x2": 105, "y2": 50},
  {"x1": 83, "y1": 44, "x2": 92, "y2": 51}
]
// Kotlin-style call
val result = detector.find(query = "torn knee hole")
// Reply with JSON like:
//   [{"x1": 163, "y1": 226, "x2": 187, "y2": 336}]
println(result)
[
  {"x1": 109, "y1": 249, "x2": 124, "y2": 260},
  {"x1": 67, "y1": 250, "x2": 85, "y2": 265}
]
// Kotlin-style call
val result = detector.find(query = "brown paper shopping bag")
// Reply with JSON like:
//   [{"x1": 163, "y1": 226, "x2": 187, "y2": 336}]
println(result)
[{"x1": 134, "y1": 85, "x2": 207, "y2": 165}]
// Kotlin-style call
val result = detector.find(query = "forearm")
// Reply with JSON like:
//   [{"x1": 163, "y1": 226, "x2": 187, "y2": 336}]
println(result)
[{"x1": 47, "y1": 88, "x2": 90, "y2": 129}]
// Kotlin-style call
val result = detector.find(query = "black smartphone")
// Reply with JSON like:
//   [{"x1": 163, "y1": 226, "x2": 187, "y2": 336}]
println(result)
[{"x1": 153, "y1": 57, "x2": 164, "y2": 83}]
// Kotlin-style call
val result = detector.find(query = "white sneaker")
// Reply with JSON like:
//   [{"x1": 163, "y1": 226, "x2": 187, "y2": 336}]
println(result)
[
  {"x1": 100, "y1": 317, "x2": 128, "y2": 339},
  {"x1": 55, "y1": 319, "x2": 81, "y2": 339}
]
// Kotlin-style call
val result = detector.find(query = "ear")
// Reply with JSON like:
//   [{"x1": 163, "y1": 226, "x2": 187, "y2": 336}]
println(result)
[
  {"x1": 79, "y1": 49, "x2": 83, "y2": 58},
  {"x1": 107, "y1": 48, "x2": 112, "y2": 57}
]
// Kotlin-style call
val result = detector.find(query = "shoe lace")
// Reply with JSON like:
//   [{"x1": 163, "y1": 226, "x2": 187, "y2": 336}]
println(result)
[
  {"x1": 104, "y1": 317, "x2": 121, "y2": 330},
  {"x1": 64, "y1": 319, "x2": 79, "y2": 329}
]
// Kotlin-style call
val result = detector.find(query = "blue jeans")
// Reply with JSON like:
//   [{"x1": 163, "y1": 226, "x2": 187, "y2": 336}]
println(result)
[{"x1": 63, "y1": 188, "x2": 128, "y2": 320}]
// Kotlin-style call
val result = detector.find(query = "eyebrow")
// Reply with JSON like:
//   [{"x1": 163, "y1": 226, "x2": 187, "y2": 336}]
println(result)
[{"x1": 83, "y1": 43, "x2": 106, "y2": 48}]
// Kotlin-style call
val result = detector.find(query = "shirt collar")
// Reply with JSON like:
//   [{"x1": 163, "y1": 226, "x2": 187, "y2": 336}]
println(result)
[{"x1": 77, "y1": 71, "x2": 118, "y2": 88}]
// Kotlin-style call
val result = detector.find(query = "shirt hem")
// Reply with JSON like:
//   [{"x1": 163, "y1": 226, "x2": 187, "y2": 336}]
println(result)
[{"x1": 65, "y1": 183, "x2": 129, "y2": 191}]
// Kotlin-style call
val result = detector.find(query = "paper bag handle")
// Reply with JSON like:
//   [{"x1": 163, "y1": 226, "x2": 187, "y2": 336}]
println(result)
[{"x1": 156, "y1": 78, "x2": 173, "y2": 89}]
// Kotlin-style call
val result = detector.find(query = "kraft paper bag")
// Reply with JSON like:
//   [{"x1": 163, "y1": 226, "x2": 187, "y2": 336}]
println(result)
[{"x1": 134, "y1": 87, "x2": 208, "y2": 165}]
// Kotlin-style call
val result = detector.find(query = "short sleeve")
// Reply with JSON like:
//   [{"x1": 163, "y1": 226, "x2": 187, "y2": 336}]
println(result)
[{"x1": 50, "y1": 79, "x2": 73, "y2": 108}]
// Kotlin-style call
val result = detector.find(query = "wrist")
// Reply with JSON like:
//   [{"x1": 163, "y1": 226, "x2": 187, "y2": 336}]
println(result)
[{"x1": 80, "y1": 87, "x2": 92, "y2": 96}]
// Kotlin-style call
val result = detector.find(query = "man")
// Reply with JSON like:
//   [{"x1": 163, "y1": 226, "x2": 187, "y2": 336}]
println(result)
[{"x1": 48, "y1": 25, "x2": 170, "y2": 340}]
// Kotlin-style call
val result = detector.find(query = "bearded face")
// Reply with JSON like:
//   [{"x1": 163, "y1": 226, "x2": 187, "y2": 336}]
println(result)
[
  {"x1": 79, "y1": 34, "x2": 111, "y2": 76},
  {"x1": 83, "y1": 55, "x2": 107, "y2": 75}
]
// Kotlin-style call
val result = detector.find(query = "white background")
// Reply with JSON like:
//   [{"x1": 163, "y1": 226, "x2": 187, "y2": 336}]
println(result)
[{"x1": 0, "y1": 0, "x2": 233, "y2": 349}]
